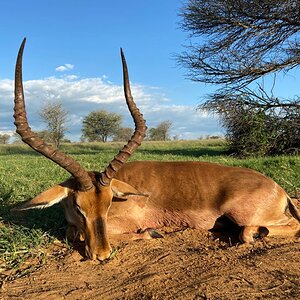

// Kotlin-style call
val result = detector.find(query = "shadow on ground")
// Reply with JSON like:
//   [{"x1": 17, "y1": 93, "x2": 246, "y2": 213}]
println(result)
[
  {"x1": 139, "y1": 147, "x2": 229, "y2": 158},
  {"x1": 0, "y1": 190, "x2": 66, "y2": 241}
]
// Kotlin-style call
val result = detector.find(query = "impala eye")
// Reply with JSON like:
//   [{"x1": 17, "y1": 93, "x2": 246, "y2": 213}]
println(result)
[{"x1": 74, "y1": 202, "x2": 87, "y2": 218}]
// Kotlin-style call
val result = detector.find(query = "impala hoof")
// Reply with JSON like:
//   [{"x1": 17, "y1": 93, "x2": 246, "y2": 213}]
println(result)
[
  {"x1": 147, "y1": 229, "x2": 164, "y2": 239},
  {"x1": 257, "y1": 226, "x2": 269, "y2": 238}
]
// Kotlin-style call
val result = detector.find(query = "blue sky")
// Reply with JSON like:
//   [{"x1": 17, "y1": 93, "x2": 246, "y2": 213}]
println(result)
[{"x1": 1, "y1": 1, "x2": 299, "y2": 141}]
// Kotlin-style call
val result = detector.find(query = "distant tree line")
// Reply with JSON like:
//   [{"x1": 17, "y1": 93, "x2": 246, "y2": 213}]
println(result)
[
  {"x1": 6, "y1": 102, "x2": 173, "y2": 147},
  {"x1": 81, "y1": 111, "x2": 172, "y2": 143}
]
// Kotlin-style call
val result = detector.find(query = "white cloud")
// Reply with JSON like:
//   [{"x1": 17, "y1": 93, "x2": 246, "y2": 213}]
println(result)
[
  {"x1": 65, "y1": 64, "x2": 74, "y2": 70},
  {"x1": 0, "y1": 130, "x2": 14, "y2": 136},
  {"x1": 55, "y1": 66, "x2": 67, "y2": 72},
  {"x1": 55, "y1": 64, "x2": 74, "y2": 72},
  {"x1": 64, "y1": 75, "x2": 78, "y2": 81},
  {"x1": 0, "y1": 75, "x2": 222, "y2": 141}
]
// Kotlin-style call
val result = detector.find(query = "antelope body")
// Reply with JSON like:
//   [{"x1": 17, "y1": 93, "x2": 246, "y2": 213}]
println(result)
[
  {"x1": 14, "y1": 39, "x2": 300, "y2": 261},
  {"x1": 110, "y1": 161, "x2": 300, "y2": 244}
]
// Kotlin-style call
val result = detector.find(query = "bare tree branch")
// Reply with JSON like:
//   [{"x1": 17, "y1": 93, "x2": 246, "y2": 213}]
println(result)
[{"x1": 178, "y1": 0, "x2": 300, "y2": 86}]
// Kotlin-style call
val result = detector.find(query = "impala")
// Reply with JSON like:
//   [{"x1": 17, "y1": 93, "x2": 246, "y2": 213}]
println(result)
[{"x1": 14, "y1": 39, "x2": 300, "y2": 261}]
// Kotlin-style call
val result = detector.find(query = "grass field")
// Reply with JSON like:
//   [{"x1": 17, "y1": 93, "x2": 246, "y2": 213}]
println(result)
[{"x1": 0, "y1": 139, "x2": 299, "y2": 279}]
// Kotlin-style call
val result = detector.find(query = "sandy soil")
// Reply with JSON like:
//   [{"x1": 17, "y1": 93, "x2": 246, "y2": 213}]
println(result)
[{"x1": 1, "y1": 202, "x2": 300, "y2": 300}]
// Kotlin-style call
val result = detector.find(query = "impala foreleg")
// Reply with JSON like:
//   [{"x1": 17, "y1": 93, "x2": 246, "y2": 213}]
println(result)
[
  {"x1": 109, "y1": 228, "x2": 163, "y2": 242},
  {"x1": 66, "y1": 224, "x2": 85, "y2": 242}
]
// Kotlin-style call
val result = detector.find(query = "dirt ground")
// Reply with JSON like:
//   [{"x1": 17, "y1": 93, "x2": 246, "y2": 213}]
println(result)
[{"x1": 1, "y1": 202, "x2": 300, "y2": 300}]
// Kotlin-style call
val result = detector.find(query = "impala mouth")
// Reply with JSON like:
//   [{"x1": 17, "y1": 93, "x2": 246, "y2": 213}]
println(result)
[
  {"x1": 84, "y1": 217, "x2": 112, "y2": 261},
  {"x1": 85, "y1": 245, "x2": 112, "y2": 261}
]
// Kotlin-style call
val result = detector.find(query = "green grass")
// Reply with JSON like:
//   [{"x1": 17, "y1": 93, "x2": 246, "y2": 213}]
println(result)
[
  {"x1": 0, "y1": 224, "x2": 51, "y2": 276},
  {"x1": 0, "y1": 139, "x2": 299, "y2": 278}
]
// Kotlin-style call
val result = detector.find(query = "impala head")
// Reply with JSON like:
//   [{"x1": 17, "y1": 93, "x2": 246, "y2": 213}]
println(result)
[{"x1": 13, "y1": 38, "x2": 147, "y2": 261}]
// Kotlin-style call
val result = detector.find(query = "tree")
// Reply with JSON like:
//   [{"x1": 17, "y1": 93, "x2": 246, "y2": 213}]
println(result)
[
  {"x1": 203, "y1": 87, "x2": 300, "y2": 155},
  {"x1": 113, "y1": 127, "x2": 133, "y2": 142},
  {"x1": 39, "y1": 102, "x2": 68, "y2": 149},
  {"x1": 0, "y1": 134, "x2": 10, "y2": 144},
  {"x1": 148, "y1": 121, "x2": 172, "y2": 141},
  {"x1": 82, "y1": 110, "x2": 122, "y2": 142},
  {"x1": 178, "y1": 0, "x2": 300, "y2": 87},
  {"x1": 36, "y1": 130, "x2": 53, "y2": 143},
  {"x1": 179, "y1": 0, "x2": 300, "y2": 155}
]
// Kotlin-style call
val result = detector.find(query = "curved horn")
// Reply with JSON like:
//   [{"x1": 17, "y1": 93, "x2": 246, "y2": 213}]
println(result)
[
  {"x1": 14, "y1": 38, "x2": 93, "y2": 191},
  {"x1": 100, "y1": 49, "x2": 147, "y2": 186}
]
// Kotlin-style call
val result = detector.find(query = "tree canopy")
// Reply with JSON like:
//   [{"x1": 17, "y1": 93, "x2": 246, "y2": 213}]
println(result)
[
  {"x1": 179, "y1": 0, "x2": 300, "y2": 87},
  {"x1": 179, "y1": 0, "x2": 300, "y2": 155},
  {"x1": 39, "y1": 102, "x2": 68, "y2": 149},
  {"x1": 113, "y1": 127, "x2": 133, "y2": 142},
  {"x1": 81, "y1": 110, "x2": 122, "y2": 142},
  {"x1": 148, "y1": 121, "x2": 172, "y2": 141}
]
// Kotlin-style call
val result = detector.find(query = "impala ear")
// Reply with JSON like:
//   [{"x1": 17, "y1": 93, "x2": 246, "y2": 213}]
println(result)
[
  {"x1": 110, "y1": 179, "x2": 148, "y2": 201},
  {"x1": 12, "y1": 183, "x2": 70, "y2": 211}
]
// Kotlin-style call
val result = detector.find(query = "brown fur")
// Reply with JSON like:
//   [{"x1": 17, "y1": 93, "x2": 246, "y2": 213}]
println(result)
[{"x1": 16, "y1": 160, "x2": 300, "y2": 261}]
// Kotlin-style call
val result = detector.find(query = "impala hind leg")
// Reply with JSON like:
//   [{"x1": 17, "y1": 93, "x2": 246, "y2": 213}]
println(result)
[
  {"x1": 239, "y1": 226, "x2": 269, "y2": 244},
  {"x1": 263, "y1": 219, "x2": 300, "y2": 238},
  {"x1": 240, "y1": 219, "x2": 300, "y2": 243}
]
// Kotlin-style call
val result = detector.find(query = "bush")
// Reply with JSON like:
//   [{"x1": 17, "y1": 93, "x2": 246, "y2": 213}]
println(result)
[{"x1": 224, "y1": 107, "x2": 300, "y2": 156}]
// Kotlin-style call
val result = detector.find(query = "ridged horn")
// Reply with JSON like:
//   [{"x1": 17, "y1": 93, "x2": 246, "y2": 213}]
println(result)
[
  {"x1": 99, "y1": 48, "x2": 147, "y2": 186},
  {"x1": 14, "y1": 38, "x2": 93, "y2": 191}
]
